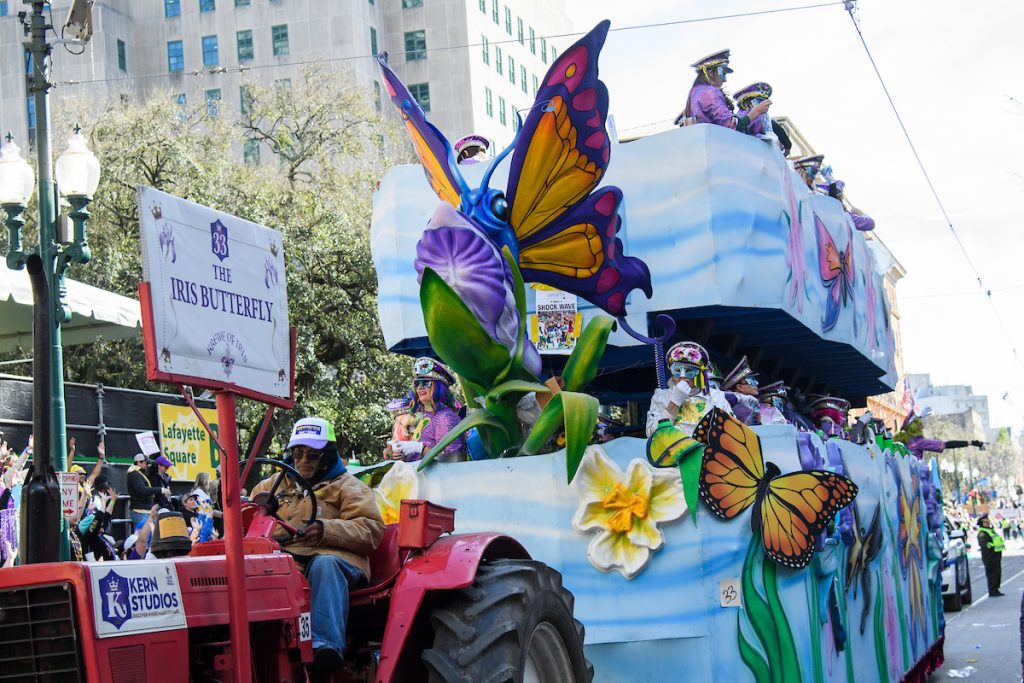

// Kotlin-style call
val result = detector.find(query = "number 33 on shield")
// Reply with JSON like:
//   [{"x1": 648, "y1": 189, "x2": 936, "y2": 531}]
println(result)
[{"x1": 719, "y1": 579, "x2": 741, "y2": 608}]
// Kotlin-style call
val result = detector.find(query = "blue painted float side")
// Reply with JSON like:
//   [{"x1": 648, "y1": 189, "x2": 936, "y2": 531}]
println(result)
[
  {"x1": 371, "y1": 124, "x2": 897, "y2": 395},
  {"x1": 415, "y1": 433, "x2": 941, "y2": 682}
]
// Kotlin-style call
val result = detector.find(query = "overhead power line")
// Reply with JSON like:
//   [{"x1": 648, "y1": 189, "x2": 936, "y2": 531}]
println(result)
[
  {"x1": 844, "y1": 1, "x2": 1023, "y2": 368},
  {"x1": 52, "y1": 1, "x2": 844, "y2": 88}
]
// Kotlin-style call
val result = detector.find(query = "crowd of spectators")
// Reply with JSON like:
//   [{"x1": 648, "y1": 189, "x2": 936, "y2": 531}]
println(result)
[{"x1": 0, "y1": 432, "x2": 224, "y2": 565}]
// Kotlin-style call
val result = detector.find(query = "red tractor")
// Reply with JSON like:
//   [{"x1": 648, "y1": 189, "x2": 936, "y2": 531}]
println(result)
[{"x1": 0, "y1": 457, "x2": 591, "y2": 682}]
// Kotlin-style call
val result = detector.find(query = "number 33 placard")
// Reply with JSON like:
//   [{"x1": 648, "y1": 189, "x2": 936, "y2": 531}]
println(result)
[{"x1": 719, "y1": 579, "x2": 741, "y2": 608}]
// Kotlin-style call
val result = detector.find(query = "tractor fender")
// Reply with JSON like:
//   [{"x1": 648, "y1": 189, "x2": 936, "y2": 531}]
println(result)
[{"x1": 375, "y1": 532, "x2": 530, "y2": 683}]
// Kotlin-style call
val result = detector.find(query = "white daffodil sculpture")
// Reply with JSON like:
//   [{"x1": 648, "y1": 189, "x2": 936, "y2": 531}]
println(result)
[
  {"x1": 571, "y1": 445, "x2": 686, "y2": 579},
  {"x1": 373, "y1": 460, "x2": 421, "y2": 524}
]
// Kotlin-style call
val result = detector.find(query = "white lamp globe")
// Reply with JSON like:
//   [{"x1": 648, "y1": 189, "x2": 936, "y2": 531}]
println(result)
[
  {"x1": 0, "y1": 135, "x2": 36, "y2": 205},
  {"x1": 55, "y1": 128, "x2": 100, "y2": 197}
]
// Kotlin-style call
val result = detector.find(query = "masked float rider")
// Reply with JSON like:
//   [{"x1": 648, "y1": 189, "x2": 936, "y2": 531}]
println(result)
[
  {"x1": 250, "y1": 417, "x2": 384, "y2": 674},
  {"x1": 808, "y1": 395, "x2": 851, "y2": 439},
  {"x1": 721, "y1": 356, "x2": 762, "y2": 426},
  {"x1": 385, "y1": 357, "x2": 467, "y2": 463},
  {"x1": 675, "y1": 50, "x2": 771, "y2": 133},
  {"x1": 757, "y1": 381, "x2": 791, "y2": 425},
  {"x1": 646, "y1": 342, "x2": 731, "y2": 437},
  {"x1": 454, "y1": 134, "x2": 490, "y2": 166},
  {"x1": 894, "y1": 409, "x2": 984, "y2": 460}
]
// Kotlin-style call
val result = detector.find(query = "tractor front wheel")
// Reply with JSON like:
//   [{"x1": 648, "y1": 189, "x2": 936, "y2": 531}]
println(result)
[{"x1": 422, "y1": 559, "x2": 593, "y2": 683}]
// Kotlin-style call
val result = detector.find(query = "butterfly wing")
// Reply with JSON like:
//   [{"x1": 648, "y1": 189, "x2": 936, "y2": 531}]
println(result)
[
  {"x1": 377, "y1": 54, "x2": 467, "y2": 208},
  {"x1": 519, "y1": 187, "x2": 653, "y2": 315},
  {"x1": 815, "y1": 216, "x2": 843, "y2": 331},
  {"x1": 697, "y1": 409, "x2": 766, "y2": 520},
  {"x1": 761, "y1": 470, "x2": 859, "y2": 569},
  {"x1": 501, "y1": 22, "x2": 652, "y2": 316}
]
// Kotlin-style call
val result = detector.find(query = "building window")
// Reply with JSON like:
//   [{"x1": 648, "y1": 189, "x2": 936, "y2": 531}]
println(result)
[
  {"x1": 26, "y1": 97, "x2": 36, "y2": 130},
  {"x1": 491, "y1": 0, "x2": 498, "y2": 24},
  {"x1": 485, "y1": 87, "x2": 493, "y2": 117},
  {"x1": 272, "y1": 24, "x2": 289, "y2": 56},
  {"x1": 167, "y1": 40, "x2": 184, "y2": 72},
  {"x1": 513, "y1": 112, "x2": 520, "y2": 132},
  {"x1": 174, "y1": 93, "x2": 187, "y2": 107},
  {"x1": 529, "y1": 27, "x2": 536, "y2": 54},
  {"x1": 517, "y1": 17, "x2": 524, "y2": 44},
  {"x1": 199, "y1": 0, "x2": 215, "y2": 12},
  {"x1": 551, "y1": 46, "x2": 557, "y2": 62},
  {"x1": 508, "y1": 56, "x2": 515, "y2": 84},
  {"x1": 478, "y1": 0, "x2": 485, "y2": 12},
  {"x1": 504, "y1": 6, "x2": 511, "y2": 34},
  {"x1": 205, "y1": 88, "x2": 221, "y2": 117},
  {"x1": 370, "y1": 27, "x2": 378, "y2": 56},
  {"x1": 116, "y1": 39, "x2": 127, "y2": 72},
  {"x1": 243, "y1": 139, "x2": 260, "y2": 165},
  {"x1": 541, "y1": 37, "x2": 547, "y2": 63},
  {"x1": 481, "y1": 36, "x2": 489, "y2": 65},
  {"x1": 0, "y1": 1, "x2": 8, "y2": 17},
  {"x1": 498, "y1": 96, "x2": 506, "y2": 126},
  {"x1": 275, "y1": 78, "x2": 292, "y2": 90},
  {"x1": 164, "y1": 0, "x2": 180, "y2": 18},
  {"x1": 520, "y1": 65, "x2": 527, "y2": 93},
  {"x1": 237, "y1": 29, "x2": 253, "y2": 61},
  {"x1": 202, "y1": 35, "x2": 219, "y2": 67},
  {"x1": 240, "y1": 85, "x2": 253, "y2": 115},
  {"x1": 402, "y1": 0, "x2": 422, "y2": 7},
  {"x1": 409, "y1": 83, "x2": 430, "y2": 112},
  {"x1": 495, "y1": 46, "x2": 503, "y2": 75},
  {"x1": 24, "y1": 48, "x2": 32, "y2": 75},
  {"x1": 404, "y1": 30, "x2": 426, "y2": 61},
  {"x1": 532, "y1": 74, "x2": 538, "y2": 95},
  {"x1": 235, "y1": 0, "x2": 250, "y2": 6},
  {"x1": 373, "y1": 81, "x2": 382, "y2": 112}
]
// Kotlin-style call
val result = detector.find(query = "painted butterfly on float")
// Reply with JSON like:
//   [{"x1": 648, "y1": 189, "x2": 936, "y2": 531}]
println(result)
[
  {"x1": 844, "y1": 501, "x2": 882, "y2": 635},
  {"x1": 888, "y1": 454, "x2": 927, "y2": 644},
  {"x1": 815, "y1": 216, "x2": 855, "y2": 333},
  {"x1": 376, "y1": 20, "x2": 652, "y2": 320},
  {"x1": 694, "y1": 408, "x2": 858, "y2": 569}
]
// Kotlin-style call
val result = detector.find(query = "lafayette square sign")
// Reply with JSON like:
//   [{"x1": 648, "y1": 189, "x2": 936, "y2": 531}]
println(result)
[{"x1": 137, "y1": 187, "x2": 293, "y2": 405}]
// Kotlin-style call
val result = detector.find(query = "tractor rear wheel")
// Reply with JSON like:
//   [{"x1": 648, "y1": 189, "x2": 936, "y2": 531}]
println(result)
[{"x1": 422, "y1": 559, "x2": 593, "y2": 683}]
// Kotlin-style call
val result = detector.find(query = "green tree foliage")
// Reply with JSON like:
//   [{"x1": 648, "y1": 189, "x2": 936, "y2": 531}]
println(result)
[{"x1": 32, "y1": 68, "x2": 414, "y2": 459}]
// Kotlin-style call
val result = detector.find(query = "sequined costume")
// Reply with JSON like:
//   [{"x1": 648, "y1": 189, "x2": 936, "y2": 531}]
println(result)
[
  {"x1": 412, "y1": 406, "x2": 466, "y2": 463},
  {"x1": 689, "y1": 84, "x2": 752, "y2": 132},
  {"x1": 725, "y1": 392, "x2": 761, "y2": 425},
  {"x1": 735, "y1": 106, "x2": 767, "y2": 136}
]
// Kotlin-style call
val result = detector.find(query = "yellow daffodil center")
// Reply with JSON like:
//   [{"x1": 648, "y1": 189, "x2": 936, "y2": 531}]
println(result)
[{"x1": 602, "y1": 483, "x2": 649, "y2": 534}]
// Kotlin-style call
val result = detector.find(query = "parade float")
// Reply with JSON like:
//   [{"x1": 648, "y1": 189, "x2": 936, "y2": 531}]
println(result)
[{"x1": 368, "y1": 20, "x2": 945, "y2": 683}]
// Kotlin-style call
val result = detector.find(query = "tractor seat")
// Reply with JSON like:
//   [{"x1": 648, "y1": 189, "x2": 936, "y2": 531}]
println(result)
[{"x1": 351, "y1": 524, "x2": 403, "y2": 598}]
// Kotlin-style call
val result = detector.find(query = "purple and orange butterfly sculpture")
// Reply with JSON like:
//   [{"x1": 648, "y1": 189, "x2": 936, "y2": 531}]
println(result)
[
  {"x1": 815, "y1": 216, "x2": 856, "y2": 333},
  {"x1": 377, "y1": 21, "x2": 666, "y2": 342}
]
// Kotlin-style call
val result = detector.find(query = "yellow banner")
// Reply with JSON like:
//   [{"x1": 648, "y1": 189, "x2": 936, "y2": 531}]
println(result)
[{"x1": 156, "y1": 403, "x2": 221, "y2": 482}]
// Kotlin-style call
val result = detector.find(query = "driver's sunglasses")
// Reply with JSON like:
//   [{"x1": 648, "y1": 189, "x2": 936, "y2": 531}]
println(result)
[{"x1": 292, "y1": 447, "x2": 324, "y2": 462}]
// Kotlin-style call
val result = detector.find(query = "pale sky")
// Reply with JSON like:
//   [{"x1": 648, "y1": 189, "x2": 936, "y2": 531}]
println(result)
[{"x1": 564, "y1": 0, "x2": 1024, "y2": 430}]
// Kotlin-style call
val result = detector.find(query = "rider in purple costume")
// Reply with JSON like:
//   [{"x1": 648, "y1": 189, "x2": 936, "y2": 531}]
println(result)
[
  {"x1": 385, "y1": 357, "x2": 467, "y2": 463},
  {"x1": 808, "y1": 395, "x2": 851, "y2": 439},
  {"x1": 895, "y1": 409, "x2": 983, "y2": 460},
  {"x1": 721, "y1": 356, "x2": 762, "y2": 425},
  {"x1": 675, "y1": 50, "x2": 771, "y2": 134}
]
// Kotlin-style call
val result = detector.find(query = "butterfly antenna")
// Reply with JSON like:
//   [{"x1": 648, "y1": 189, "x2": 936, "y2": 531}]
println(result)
[
  {"x1": 480, "y1": 133, "x2": 517, "y2": 191},
  {"x1": 617, "y1": 314, "x2": 676, "y2": 347}
]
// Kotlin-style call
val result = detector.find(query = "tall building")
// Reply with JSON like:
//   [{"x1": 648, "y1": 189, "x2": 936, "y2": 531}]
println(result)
[
  {"x1": 0, "y1": 0, "x2": 570, "y2": 153},
  {"x1": 907, "y1": 373, "x2": 992, "y2": 432}
]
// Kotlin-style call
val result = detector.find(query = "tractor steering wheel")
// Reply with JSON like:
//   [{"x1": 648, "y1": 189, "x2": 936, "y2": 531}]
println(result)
[{"x1": 241, "y1": 457, "x2": 318, "y2": 538}]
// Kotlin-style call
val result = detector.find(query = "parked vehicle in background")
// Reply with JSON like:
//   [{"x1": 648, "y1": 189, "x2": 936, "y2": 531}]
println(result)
[{"x1": 942, "y1": 521, "x2": 972, "y2": 611}]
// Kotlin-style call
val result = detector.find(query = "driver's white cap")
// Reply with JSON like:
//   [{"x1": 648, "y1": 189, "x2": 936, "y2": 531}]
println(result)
[{"x1": 287, "y1": 417, "x2": 335, "y2": 450}]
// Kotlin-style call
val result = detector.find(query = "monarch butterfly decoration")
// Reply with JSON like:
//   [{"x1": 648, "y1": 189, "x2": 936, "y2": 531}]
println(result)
[
  {"x1": 694, "y1": 408, "x2": 859, "y2": 569},
  {"x1": 376, "y1": 20, "x2": 670, "y2": 345}
]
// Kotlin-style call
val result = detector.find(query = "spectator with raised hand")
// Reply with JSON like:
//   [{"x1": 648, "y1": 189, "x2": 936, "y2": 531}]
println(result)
[
  {"x1": 127, "y1": 453, "x2": 170, "y2": 528},
  {"x1": 76, "y1": 478, "x2": 118, "y2": 561}
]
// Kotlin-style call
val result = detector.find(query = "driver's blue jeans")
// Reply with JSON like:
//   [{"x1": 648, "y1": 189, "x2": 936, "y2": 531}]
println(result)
[{"x1": 306, "y1": 555, "x2": 366, "y2": 653}]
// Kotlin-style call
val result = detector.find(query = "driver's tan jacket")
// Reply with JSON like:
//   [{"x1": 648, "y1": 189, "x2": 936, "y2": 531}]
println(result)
[{"x1": 250, "y1": 471, "x2": 384, "y2": 578}]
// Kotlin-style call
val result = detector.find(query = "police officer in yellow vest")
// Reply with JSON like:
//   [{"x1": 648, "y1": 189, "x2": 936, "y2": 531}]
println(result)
[{"x1": 977, "y1": 515, "x2": 1006, "y2": 597}]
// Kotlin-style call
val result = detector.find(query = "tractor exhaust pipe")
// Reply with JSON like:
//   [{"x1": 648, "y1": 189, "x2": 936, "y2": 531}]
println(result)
[{"x1": 19, "y1": 254, "x2": 61, "y2": 565}]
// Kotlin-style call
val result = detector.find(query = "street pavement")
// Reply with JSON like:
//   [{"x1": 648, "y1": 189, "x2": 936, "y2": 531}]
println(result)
[{"x1": 935, "y1": 542, "x2": 1024, "y2": 681}]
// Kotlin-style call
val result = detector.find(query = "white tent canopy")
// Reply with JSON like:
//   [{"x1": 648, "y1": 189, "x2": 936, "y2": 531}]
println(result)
[{"x1": 0, "y1": 265, "x2": 142, "y2": 353}]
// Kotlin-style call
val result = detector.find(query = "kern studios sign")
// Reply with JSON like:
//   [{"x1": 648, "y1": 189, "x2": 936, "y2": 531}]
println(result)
[
  {"x1": 89, "y1": 561, "x2": 186, "y2": 638},
  {"x1": 138, "y1": 187, "x2": 291, "y2": 403}
]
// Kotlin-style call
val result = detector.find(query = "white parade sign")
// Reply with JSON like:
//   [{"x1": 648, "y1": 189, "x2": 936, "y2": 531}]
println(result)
[
  {"x1": 138, "y1": 186, "x2": 291, "y2": 403},
  {"x1": 58, "y1": 472, "x2": 79, "y2": 521},
  {"x1": 88, "y1": 560, "x2": 187, "y2": 638}
]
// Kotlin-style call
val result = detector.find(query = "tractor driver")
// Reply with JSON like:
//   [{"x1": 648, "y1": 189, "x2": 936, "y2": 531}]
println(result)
[{"x1": 250, "y1": 417, "x2": 384, "y2": 675}]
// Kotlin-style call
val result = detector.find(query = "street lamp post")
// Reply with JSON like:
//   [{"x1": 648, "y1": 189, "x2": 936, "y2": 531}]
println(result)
[{"x1": 0, "y1": 1, "x2": 100, "y2": 562}]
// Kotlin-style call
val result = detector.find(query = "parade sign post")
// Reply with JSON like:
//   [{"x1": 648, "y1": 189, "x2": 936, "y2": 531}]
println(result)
[{"x1": 137, "y1": 186, "x2": 294, "y2": 683}]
